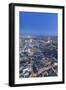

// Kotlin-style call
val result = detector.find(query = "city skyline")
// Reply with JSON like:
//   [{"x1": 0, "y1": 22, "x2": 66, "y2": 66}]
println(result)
[
  {"x1": 19, "y1": 11, "x2": 58, "y2": 78},
  {"x1": 19, "y1": 12, "x2": 58, "y2": 36}
]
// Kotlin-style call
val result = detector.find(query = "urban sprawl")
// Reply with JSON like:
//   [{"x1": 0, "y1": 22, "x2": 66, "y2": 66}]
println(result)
[{"x1": 19, "y1": 35, "x2": 58, "y2": 78}]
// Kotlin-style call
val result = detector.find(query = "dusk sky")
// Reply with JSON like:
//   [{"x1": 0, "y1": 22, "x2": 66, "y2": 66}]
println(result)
[{"x1": 19, "y1": 12, "x2": 58, "y2": 36}]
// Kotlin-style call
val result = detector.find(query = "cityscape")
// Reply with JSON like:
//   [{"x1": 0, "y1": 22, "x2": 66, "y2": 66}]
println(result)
[
  {"x1": 19, "y1": 12, "x2": 58, "y2": 78},
  {"x1": 19, "y1": 35, "x2": 58, "y2": 78}
]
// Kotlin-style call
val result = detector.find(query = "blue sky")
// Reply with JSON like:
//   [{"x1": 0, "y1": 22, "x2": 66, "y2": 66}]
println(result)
[{"x1": 19, "y1": 12, "x2": 58, "y2": 36}]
